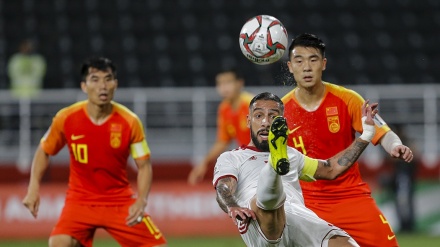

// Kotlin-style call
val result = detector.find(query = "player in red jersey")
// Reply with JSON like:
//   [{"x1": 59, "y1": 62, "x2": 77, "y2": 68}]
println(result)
[
  {"x1": 22, "y1": 57, "x2": 167, "y2": 247},
  {"x1": 281, "y1": 33, "x2": 414, "y2": 247},
  {"x1": 188, "y1": 68, "x2": 253, "y2": 185}
]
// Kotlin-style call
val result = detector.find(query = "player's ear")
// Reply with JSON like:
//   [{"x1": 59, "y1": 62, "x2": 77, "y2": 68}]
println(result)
[
  {"x1": 246, "y1": 114, "x2": 251, "y2": 128},
  {"x1": 286, "y1": 61, "x2": 294, "y2": 73},
  {"x1": 80, "y1": 81, "x2": 87, "y2": 93},
  {"x1": 322, "y1": 58, "x2": 327, "y2": 71}
]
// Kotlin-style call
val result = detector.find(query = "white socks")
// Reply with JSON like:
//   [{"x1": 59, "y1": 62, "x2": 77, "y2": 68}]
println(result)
[{"x1": 256, "y1": 163, "x2": 286, "y2": 210}]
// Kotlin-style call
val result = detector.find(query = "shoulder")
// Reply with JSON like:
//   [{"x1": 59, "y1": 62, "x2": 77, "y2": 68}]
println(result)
[
  {"x1": 112, "y1": 101, "x2": 140, "y2": 121},
  {"x1": 218, "y1": 147, "x2": 255, "y2": 162},
  {"x1": 281, "y1": 88, "x2": 297, "y2": 103},
  {"x1": 55, "y1": 101, "x2": 86, "y2": 119},
  {"x1": 218, "y1": 147, "x2": 243, "y2": 159},
  {"x1": 324, "y1": 82, "x2": 364, "y2": 104},
  {"x1": 218, "y1": 99, "x2": 230, "y2": 110},
  {"x1": 8, "y1": 54, "x2": 23, "y2": 62},
  {"x1": 241, "y1": 91, "x2": 254, "y2": 103}
]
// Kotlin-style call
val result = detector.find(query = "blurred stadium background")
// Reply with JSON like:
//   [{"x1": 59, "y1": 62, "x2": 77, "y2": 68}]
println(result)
[{"x1": 0, "y1": 0, "x2": 440, "y2": 246}]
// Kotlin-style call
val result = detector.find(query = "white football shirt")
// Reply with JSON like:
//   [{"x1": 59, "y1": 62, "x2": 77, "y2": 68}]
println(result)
[
  {"x1": 212, "y1": 146, "x2": 358, "y2": 247},
  {"x1": 213, "y1": 145, "x2": 306, "y2": 207}
]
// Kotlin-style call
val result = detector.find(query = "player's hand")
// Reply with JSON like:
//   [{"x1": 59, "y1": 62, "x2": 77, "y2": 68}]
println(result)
[
  {"x1": 126, "y1": 199, "x2": 147, "y2": 226},
  {"x1": 22, "y1": 190, "x2": 40, "y2": 218},
  {"x1": 187, "y1": 163, "x2": 207, "y2": 185},
  {"x1": 390, "y1": 145, "x2": 414, "y2": 162},
  {"x1": 359, "y1": 100, "x2": 378, "y2": 142},
  {"x1": 227, "y1": 206, "x2": 256, "y2": 225},
  {"x1": 361, "y1": 100, "x2": 379, "y2": 125}
]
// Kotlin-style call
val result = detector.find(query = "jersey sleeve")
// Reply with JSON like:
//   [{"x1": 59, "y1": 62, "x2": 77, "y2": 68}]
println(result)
[
  {"x1": 40, "y1": 111, "x2": 67, "y2": 155},
  {"x1": 213, "y1": 152, "x2": 238, "y2": 188},
  {"x1": 346, "y1": 89, "x2": 390, "y2": 145},
  {"x1": 287, "y1": 148, "x2": 317, "y2": 182},
  {"x1": 129, "y1": 116, "x2": 151, "y2": 160}
]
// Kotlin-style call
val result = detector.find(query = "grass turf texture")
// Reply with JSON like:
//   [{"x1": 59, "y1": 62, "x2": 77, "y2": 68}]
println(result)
[{"x1": 1, "y1": 234, "x2": 439, "y2": 247}]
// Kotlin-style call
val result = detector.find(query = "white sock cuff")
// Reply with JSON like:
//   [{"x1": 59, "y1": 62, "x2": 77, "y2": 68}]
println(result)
[{"x1": 256, "y1": 193, "x2": 286, "y2": 210}]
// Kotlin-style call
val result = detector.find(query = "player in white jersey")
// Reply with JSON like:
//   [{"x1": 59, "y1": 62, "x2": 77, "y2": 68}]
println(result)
[{"x1": 213, "y1": 92, "x2": 378, "y2": 247}]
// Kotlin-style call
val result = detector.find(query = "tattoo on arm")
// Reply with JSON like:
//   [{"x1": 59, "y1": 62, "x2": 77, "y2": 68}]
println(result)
[
  {"x1": 316, "y1": 139, "x2": 369, "y2": 180},
  {"x1": 215, "y1": 177, "x2": 239, "y2": 213},
  {"x1": 337, "y1": 139, "x2": 369, "y2": 166}
]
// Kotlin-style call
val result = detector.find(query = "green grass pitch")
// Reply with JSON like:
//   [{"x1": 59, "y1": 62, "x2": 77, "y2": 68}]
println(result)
[{"x1": 0, "y1": 234, "x2": 439, "y2": 247}]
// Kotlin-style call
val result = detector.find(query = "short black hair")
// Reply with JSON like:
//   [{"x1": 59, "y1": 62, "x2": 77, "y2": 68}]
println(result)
[
  {"x1": 288, "y1": 33, "x2": 326, "y2": 59},
  {"x1": 80, "y1": 57, "x2": 117, "y2": 81},
  {"x1": 249, "y1": 92, "x2": 284, "y2": 114}
]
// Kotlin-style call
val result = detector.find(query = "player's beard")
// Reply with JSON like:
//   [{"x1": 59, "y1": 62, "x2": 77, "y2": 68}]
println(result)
[{"x1": 250, "y1": 127, "x2": 269, "y2": 152}]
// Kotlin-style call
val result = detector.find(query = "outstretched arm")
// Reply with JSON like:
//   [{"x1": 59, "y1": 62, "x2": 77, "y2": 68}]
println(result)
[
  {"x1": 313, "y1": 100, "x2": 377, "y2": 180},
  {"x1": 215, "y1": 177, "x2": 256, "y2": 225}
]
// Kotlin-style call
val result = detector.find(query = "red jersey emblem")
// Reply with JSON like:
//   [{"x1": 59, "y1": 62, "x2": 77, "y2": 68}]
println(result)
[
  {"x1": 110, "y1": 132, "x2": 121, "y2": 148},
  {"x1": 327, "y1": 116, "x2": 340, "y2": 133}
]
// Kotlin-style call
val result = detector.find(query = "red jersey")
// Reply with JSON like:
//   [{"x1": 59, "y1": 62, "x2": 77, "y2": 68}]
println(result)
[
  {"x1": 217, "y1": 91, "x2": 253, "y2": 146},
  {"x1": 282, "y1": 82, "x2": 390, "y2": 201},
  {"x1": 41, "y1": 101, "x2": 150, "y2": 205}
]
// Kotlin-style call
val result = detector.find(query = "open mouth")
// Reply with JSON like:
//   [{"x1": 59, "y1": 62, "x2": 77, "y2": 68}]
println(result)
[
  {"x1": 99, "y1": 93, "x2": 109, "y2": 100},
  {"x1": 258, "y1": 129, "x2": 269, "y2": 140},
  {"x1": 303, "y1": 76, "x2": 313, "y2": 82}
]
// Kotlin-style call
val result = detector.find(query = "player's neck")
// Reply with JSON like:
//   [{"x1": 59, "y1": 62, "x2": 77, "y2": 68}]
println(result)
[
  {"x1": 228, "y1": 92, "x2": 242, "y2": 110},
  {"x1": 86, "y1": 102, "x2": 113, "y2": 125},
  {"x1": 295, "y1": 82, "x2": 325, "y2": 111}
]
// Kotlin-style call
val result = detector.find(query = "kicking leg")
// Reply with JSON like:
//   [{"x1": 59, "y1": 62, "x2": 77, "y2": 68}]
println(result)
[{"x1": 250, "y1": 116, "x2": 289, "y2": 240}]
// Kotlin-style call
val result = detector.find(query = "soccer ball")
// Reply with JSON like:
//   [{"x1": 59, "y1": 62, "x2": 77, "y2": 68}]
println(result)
[{"x1": 239, "y1": 15, "x2": 288, "y2": 65}]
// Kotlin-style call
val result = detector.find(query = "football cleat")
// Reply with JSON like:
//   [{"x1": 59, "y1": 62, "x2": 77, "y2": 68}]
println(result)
[{"x1": 269, "y1": 116, "x2": 290, "y2": 175}]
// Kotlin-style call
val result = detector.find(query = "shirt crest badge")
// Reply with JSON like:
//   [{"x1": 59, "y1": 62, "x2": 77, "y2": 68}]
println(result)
[
  {"x1": 327, "y1": 116, "x2": 340, "y2": 133},
  {"x1": 110, "y1": 132, "x2": 121, "y2": 148},
  {"x1": 110, "y1": 124, "x2": 122, "y2": 148}
]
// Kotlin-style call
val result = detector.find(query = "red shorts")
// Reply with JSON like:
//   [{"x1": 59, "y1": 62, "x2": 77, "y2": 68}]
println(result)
[
  {"x1": 51, "y1": 200, "x2": 166, "y2": 247},
  {"x1": 305, "y1": 196, "x2": 399, "y2": 247}
]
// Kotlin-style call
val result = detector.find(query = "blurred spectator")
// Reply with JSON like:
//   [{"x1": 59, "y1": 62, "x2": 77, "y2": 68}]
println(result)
[
  {"x1": 7, "y1": 39, "x2": 46, "y2": 98},
  {"x1": 6, "y1": 39, "x2": 46, "y2": 171}
]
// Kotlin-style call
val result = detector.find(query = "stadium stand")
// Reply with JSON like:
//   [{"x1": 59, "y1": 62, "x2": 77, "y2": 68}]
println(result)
[{"x1": 0, "y1": 0, "x2": 438, "y2": 89}]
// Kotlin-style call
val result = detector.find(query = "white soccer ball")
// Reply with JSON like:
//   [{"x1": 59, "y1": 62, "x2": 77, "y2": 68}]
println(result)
[{"x1": 239, "y1": 15, "x2": 288, "y2": 65}]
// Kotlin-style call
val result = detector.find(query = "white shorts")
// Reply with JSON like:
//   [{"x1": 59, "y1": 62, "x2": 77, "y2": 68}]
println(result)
[{"x1": 239, "y1": 202, "x2": 359, "y2": 247}]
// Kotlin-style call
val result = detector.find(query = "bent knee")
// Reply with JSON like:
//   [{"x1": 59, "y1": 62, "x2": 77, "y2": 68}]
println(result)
[{"x1": 49, "y1": 234, "x2": 80, "y2": 247}]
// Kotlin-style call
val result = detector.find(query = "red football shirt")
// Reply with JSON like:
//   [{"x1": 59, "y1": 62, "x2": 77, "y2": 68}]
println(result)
[
  {"x1": 41, "y1": 101, "x2": 150, "y2": 205},
  {"x1": 282, "y1": 82, "x2": 390, "y2": 201},
  {"x1": 217, "y1": 91, "x2": 253, "y2": 146}
]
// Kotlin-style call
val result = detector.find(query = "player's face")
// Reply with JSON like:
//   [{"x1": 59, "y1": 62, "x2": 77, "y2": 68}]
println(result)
[
  {"x1": 248, "y1": 100, "x2": 282, "y2": 151},
  {"x1": 81, "y1": 68, "x2": 118, "y2": 106},
  {"x1": 287, "y1": 46, "x2": 327, "y2": 89},
  {"x1": 216, "y1": 72, "x2": 243, "y2": 101}
]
